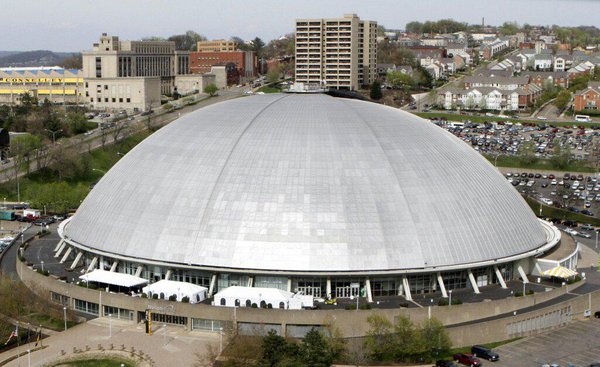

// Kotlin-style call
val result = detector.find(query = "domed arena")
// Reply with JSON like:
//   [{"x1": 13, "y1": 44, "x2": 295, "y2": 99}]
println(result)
[{"x1": 58, "y1": 93, "x2": 560, "y2": 300}]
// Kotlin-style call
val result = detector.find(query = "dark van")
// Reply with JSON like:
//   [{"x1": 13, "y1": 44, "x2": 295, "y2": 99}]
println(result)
[{"x1": 471, "y1": 345, "x2": 499, "y2": 361}]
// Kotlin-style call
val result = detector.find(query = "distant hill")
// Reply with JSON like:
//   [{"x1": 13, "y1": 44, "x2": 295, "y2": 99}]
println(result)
[{"x1": 0, "y1": 50, "x2": 79, "y2": 68}]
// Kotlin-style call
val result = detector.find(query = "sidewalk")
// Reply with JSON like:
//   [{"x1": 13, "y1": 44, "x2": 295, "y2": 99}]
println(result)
[{"x1": 0, "y1": 318, "x2": 219, "y2": 367}]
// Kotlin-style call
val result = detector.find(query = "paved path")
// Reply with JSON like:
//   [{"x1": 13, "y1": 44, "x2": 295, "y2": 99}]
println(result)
[
  {"x1": 493, "y1": 318, "x2": 600, "y2": 367},
  {"x1": 1, "y1": 317, "x2": 219, "y2": 367}
]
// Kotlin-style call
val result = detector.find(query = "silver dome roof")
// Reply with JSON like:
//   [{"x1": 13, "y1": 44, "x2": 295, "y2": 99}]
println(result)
[{"x1": 65, "y1": 93, "x2": 547, "y2": 273}]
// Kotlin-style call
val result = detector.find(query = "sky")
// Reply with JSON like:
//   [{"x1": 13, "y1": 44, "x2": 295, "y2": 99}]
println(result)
[{"x1": 2, "y1": 0, "x2": 600, "y2": 52}]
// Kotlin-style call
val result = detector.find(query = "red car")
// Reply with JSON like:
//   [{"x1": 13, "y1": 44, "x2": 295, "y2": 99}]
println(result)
[{"x1": 453, "y1": 353, "x2": 481, "y2": 366}]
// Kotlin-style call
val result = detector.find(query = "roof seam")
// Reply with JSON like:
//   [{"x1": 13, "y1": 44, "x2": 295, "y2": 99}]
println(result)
[
  {"x1": 341, "y1": 99, "x2": 426, "y2": 266},
  {"x1": 192, "y1": 94, "x2": 290, "y2": 247}
]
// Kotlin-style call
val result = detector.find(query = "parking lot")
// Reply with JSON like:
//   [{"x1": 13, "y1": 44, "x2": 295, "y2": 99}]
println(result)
[
  {"x1": 433, "y1": 119, "x2": 600, "y2": 161},
  {"x1": 493, "y1": 319, "x2": 600, "y2": 367}
]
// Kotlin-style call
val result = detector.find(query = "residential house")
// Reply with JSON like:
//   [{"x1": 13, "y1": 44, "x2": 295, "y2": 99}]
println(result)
[
  {"x1": 553, "y1": 54, "x2": 574, "y2": 72},
  {"x1": 567, "y1": 61, "x2": 595, "y2": 80},
  {"x1": 377, "y1": 63, "x2": 396, "y2": 78},
  {"x1": 574, "y1": 82, "x2": 600, "y2": 111},
  {"x1": 533, "y1": 54, "x2": 553, "y2": 71},
  {"x1": 463, "y1": 75, "x2": 529, "y2": 90},
  {"x1": 521, "y1": 71, "x2": 569, "y2": 89}
]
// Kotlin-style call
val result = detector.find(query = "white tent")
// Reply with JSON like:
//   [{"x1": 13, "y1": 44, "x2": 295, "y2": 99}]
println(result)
[
  {"x1": 213, "y1": 286, "x2": 313, "y2": 310},
  {"x1": 79, "y1": 269, "x2": 148, "y2": 288},
  {"x1": 142, "y1": 280, "x2": 208, "y2": 304}
]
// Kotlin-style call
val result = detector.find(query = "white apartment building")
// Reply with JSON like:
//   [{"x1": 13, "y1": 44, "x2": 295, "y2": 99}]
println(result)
[{"x1": 295, "y1": 14, "x2": 377, "y2": 90}]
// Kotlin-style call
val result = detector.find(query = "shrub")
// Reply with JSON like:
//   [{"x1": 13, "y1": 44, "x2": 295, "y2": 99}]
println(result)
[
  {"x1": 438, "y1": 299, "x2": 449, "y2": 306},
  {"x1": 451, "y1": 299, "x2": 462, "y2": 305},
  {"x1": 359, "y1": 303, "x2": 371, "y2": 310},
  {"x1": 267, "y1": 303, "x2": 273, "y2": 309},
  {"x1": 168, "y1": 295, "x2": 177, "y2": 301},
  {"x1": 141, "y1": 293, "x2": 148, "y2": 298},
  {"x1": 181, "y1": 296, "x2": 190, "y2": 303},
  {"x1": 399, "y1": 302, "x2": 409, "y2": 308},
  {"x1": 344, "y1": 304, "x2": 354, "y2": 310},
  {"x1": 526, "y1": 289, "x2": 535, "y2": 295},
  {"x1": 567, "y1": 275, "x2": 582, "y2": 284},
  {"x1": 152, "y1": 293, "x2": 158, "y2": 300},
  {"x1": 160, "y1": 293, "x2": 165, "y2": 299},
  {"x1": 515, "y1": 291, "x2": 523, "y2": 297},
  {"x1": 251, "y1": 303, "x2": 258, "y2": 308},
  {"x1": 88, "y1": 284, "x2": 98, "y2": 290}
]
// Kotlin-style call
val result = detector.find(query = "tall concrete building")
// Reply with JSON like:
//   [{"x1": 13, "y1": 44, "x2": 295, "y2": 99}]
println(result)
[
  {"x1": 295, "y1": 14, "x2": 377, "y2": 90},
  {"x1": 82, "y1": 34, "x2": 194, "y2": 111},
  {"x1": 196, "y1": 40, "x2": 237, "y2": 53}
]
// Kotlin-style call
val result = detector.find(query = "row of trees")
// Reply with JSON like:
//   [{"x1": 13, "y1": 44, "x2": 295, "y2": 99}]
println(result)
[
  {"x1": 405, "y1": 19, "x2": 468, "y2": 34},
  {"x1": 364, "y1": 315, "x2": 452, "y2": 363}
]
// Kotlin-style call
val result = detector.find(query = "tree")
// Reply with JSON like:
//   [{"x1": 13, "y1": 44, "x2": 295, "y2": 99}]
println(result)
[
  {"x1": 260, "y1": 330, "x2": 289, "y2": 367},
  {"x1": 370, "y1": 81, "x2": 383, "y2": 100},
  {"x1": 168, "y1": 30, "x2": 207, "y2": 51},
  {"x1": 418, "y1": 318, "x2": 452, "y2": 361},
  {"x1": 405, "y1": 21, "x2": 424, "y2": 34},
  {"x1": 203, "y1": 84, "x2": 218, "y2": 96},
  {"x1": 554, "y1": 89, "x2": 572, "y2": 111},
  {"x1": 551, "y1": 142, "x2": 572, "y2": 170},
  {"x1": 519, "y1": 140, "x2": 539, "y2": 166},
  {"x1": 266, "y1": 67, "x2": 281, "y2": 84},
  {"x1": 364, "y1": 315, "x2": 394, "y2": 361},
  {"x1": 10, "y1": 134, "x2": 43, "y2": 175},
  {"x1": 392, "y1": 316, "x2": 419, "y2": 362},
  {"x1": 250, "y1": 37, "x2": 266, "y2": 56},
  {"x1": 299, "y1": 328, "x2": 334, "y2": 367},
  {"x1": 386, "y1": 71, "x2": 414, "y2": 90},
  {"x1": 500, "y1": 21, "x2": 520, "y2": 35}
]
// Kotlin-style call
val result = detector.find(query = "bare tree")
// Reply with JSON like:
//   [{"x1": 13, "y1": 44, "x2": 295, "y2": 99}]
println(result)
[
  {"x1": 345, "y1": 338, "x2": 370, "y2": 367},
  {"x1": 111, "y1": 121, "x2": 129, "y2": 145}
]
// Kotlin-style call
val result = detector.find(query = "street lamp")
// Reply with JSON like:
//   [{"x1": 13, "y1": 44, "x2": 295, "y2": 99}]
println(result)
[
  {"x1": 63, "y1": 307, "x2": 67, "y2": 331},
  {"x1": 41, "y1": 261, "x2": 44, "y2": 273},
  {"x1": 219, "y1": 327, "x2": 223, "y2": 353},
  {"x1": 449, "y1": 290, "x2": 453, "y2": 307},
  {"x1": 163, "y1": 324, "x2": 167, "y2": 346},
  {"x1": 109, "y1": 314, "x2": 112, "y2": 338},
  {"x1": 595, "y1": 230, "x2": 598, "y2": 250},
  {"x1": 44, "y1": 129, "x2": 63, "y2": 145}
]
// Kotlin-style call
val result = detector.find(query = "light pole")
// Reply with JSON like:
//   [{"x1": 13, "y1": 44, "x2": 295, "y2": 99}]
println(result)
[
  {"x1": 596, "y1": 230, "x2": 598, "y2": 250},
  {"x1": 109, "y1": 314, "x2": 112, "y2": 338},
  {"x1": 63, "y1": 307, "x2": 67, "y2": 331},
  {"x1": 523, "y1": 281, "x2": 526, "y2": 296},
  {"x1": 219, "y1": 327, "x2": 223, "y2": 353},
  {"x1": 27, "y1": 349, "x2": 31, "y2": 367},
  {"x1": 449, "y1": 290, "x2": 453, "y2": 307},
  {"x1": 41, "y1": 261, "x2": 44, "y2": 273},
  {"x1": 44, "y1": 129, "x2": 63, "y2": 145},
  {"x1": 163, "y1": 324, "x2": 167, "y2": 346}
]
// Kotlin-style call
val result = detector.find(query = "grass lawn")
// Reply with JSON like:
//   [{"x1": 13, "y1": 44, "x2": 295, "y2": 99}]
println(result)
[
  {"x1": 0, "y1": 130, "x2": 151, "y2": 202},
  {"x1": 524, "y1": 196, "x2": 600, "y2": 226},
  {"x1": 49, "y1": 356, "x2": 136, "y2": 367},
  {"x1": 414, "y1": 112, "x2": 600, "y2": 128},
  {"x1": 483, "y1": 154, "x2": 597, "y2": 173},
  {"x1": 256, "y1": 86, "x2": 281, "y2": 93},
  {"x1": 28, "y1": 314, "x2": 77, "y2": 331}
]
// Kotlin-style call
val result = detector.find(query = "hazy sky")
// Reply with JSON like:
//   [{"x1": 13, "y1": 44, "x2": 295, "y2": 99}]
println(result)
[{"x1": 3, "y1": 0, "x2": 600, "y2": 52}]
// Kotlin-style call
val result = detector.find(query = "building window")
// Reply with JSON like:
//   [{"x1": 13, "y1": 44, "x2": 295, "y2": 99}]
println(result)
[
  {"x1": 126, "y1": 98, "x2": 131, "y2": 103},
  {"x1": 119, "y1": 98, "x2": 123, "y2": 103},
  {"x1": 104, "y1": 85, "x2": 108, "y2": 90},
  {"x1": 97, "y1": 98, "x2": 101, "y2": 102},
  {"x1": 104, "y1": 98, "x2": 108, "y2": 102},
  {"x1": 112, "y1": 98, "x2": 116, "y2": 103}
]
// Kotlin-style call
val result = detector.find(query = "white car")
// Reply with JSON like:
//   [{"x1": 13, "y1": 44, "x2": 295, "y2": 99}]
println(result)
[
  {"x1": 577, "y1": 231, "x2": 592, "y2": 238},
  {"x1": 541, "y1": 198, "x2": 553, "y2": 206},
  {"x1": 551, "y1": 180, "x2": 557, "y2": 185},
  {"x1": 537, "y1": 116, "x2": 548, "y2": 120}
]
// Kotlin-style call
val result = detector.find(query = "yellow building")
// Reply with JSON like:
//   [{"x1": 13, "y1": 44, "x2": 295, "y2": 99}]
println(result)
[
  {"x1": 196, "y1": 39, "x2": 237, "y2": 53},
  {"x1": 0, "y1": 67, "x2": 83, "y2": 105}
]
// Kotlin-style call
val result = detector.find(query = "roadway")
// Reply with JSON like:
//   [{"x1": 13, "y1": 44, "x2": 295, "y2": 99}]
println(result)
[{"x1": 0, "y1": 86, "x2": 248, "y2": 186}]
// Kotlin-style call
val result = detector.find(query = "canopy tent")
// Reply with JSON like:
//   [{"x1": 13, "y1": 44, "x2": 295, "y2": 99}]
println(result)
[
  {"x1": 79, "y1": 269, "x2": 148, "y2": 288},
  {"x1": 142, "y1": 280, "x2": 208, "y2": 304},
  {"x1": 542, "y1": 266, "x2": 578, "y2": 279},
  {"x1": 213, "y1": 286, "x2": 313, "y2": 310}
]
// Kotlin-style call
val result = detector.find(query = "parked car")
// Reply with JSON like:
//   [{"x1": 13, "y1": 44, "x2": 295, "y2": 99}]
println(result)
[
  {"x1": 563, "y1": 220, "x2": 578, "y2": 227},
  {"x1": 582, "y1": 210, "x2": 595, "y2": 216},
  {"x1": 581, "y1": 224, "x2": 595, "y2": 231},
  {"x1": 471, "y1": 345, "x2": 499, "y2": 361},
  {"x1": 453, "y1": 353, "x2": 481, "y2": 366}
]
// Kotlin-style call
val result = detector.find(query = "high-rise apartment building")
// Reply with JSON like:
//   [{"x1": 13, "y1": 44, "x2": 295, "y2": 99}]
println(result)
[
  {"x1": 295, "y1": 14, "x2": 377, "y2": 90},
  {"x1": 196, "y1": 40, "x2": 237, "y2": 53}
]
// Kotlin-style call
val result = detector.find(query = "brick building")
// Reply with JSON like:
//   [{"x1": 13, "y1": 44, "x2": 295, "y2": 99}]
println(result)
[
  {"x1": 574, "y1": 82, "x2": 600, "y2": 112},
  {"x1": 189, "y1": 51, "x2": 257, "y2": 80}
]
